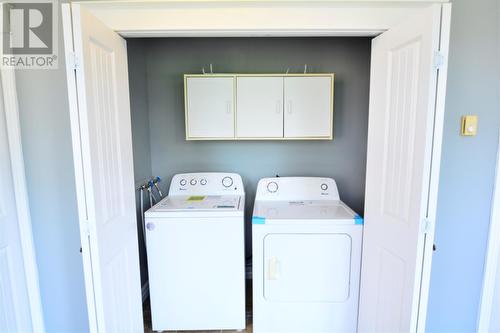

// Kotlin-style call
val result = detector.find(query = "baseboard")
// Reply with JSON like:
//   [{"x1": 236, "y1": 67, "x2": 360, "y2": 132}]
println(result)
[{"x1": 142, "y1": 281, "x2": 149, "y2": 303}]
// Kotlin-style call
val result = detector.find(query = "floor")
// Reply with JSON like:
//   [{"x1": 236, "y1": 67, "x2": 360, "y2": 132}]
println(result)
[{"x1": 143, "y1": 283, "x2": 253, "y2": 333}]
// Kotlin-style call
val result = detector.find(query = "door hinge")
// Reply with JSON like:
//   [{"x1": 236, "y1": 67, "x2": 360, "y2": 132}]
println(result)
[
  {"x1": 82, "y1": 219, "x2": 90, "y2": 237},
  {"x1": 433, "y1": 51, "x2": 445, "y2": 70},
  {"x1": 68, "y1": 51, "x2": 79, "y2": 70},
  {"x1": 422, "y1": 217, "x2": 433, "y2": 234}
]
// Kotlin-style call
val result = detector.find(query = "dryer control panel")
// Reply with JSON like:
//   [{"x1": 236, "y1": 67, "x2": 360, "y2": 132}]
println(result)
[
  {"x1": 255, "y1": 177, "x2": 340, "y2": 201},
  {"x1": 169, "y1": 172, "x2": 244, "y2": 196}
]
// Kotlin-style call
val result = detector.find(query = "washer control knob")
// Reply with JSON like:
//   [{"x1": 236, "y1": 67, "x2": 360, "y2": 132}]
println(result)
[
  {"x1": 200, "y1": 179, "x2": 207, "y2": 185},
  {"x1": 190, "y1": 179, "x2": 197, "y2": 186},
  {"x1": 321, "y1": 183, "x2": 328, "y2": 191},
  {"x1": 267, "y1": 181, "x2": 278, "y2": 193},
  {"x1": 180, "y1": 179, "x2": 187, "y2": 186},
  {"x1": 222, "y1": 176, "x2": 233, "y2": 188}
]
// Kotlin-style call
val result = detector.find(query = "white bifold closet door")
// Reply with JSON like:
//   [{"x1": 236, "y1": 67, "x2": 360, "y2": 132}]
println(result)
[
  {"x1": 0, "y1": 74, "x2": 32, "y2": 333},
  {"x1": 359, "y1": 4, "x2": 450, "y2": 333},
  {"x1": 62, "y1": 4, "x2": 143, "y2": 332}
]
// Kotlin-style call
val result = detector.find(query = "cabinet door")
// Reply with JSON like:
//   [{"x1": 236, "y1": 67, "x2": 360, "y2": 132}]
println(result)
[
  {"x1": 236, "y1": 77, "x2": 283, "y2": 138},
  {"x1": 284, "y1": 76, "x2": 333, "y2": 138},
  {"x1": 186, "y1": 77, "x2": 235, "y2": 139}
]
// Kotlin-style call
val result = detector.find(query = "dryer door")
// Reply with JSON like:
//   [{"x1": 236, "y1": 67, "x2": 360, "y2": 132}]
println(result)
[{"x1": 264, "y1": 233, "x2": 352, "y2": 302}]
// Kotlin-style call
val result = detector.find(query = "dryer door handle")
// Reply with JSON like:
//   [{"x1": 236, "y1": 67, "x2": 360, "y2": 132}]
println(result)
[{"x1": 268, "y1": 257, "x2": 281, "y2": 280}]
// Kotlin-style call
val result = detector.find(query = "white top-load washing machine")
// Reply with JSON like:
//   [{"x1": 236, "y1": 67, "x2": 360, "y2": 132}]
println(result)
[
  {"x1": 145, "y1": 172, "x2": 246, "y2": 332},
  {"x1": 252, "y1": 177, "x2": 363, "y2": 333}
]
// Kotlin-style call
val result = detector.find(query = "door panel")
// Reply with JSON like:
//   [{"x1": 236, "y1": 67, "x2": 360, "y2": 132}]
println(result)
[
  {"x1": 67, "y1": 4, "x2": 143, "y2": 332},
  {"x1": 284, "y1": 76, "x2": 332, "y2": 138},
  {"x1": 186, "y1": 77, "x2": 235, "y2": 138},
  {"x1": 358, "y1": 4, "x2": 444, "y2": 332},
  {"x1": 236, "y1": 76, "x2": 283, "y2": 138}
]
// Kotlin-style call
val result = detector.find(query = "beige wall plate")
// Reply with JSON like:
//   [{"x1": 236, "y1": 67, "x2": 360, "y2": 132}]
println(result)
[{"x1": 461, "y1": 115, "x2": 478, "y2": 136}]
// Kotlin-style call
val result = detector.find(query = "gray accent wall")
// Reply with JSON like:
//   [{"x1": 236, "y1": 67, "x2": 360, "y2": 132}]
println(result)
[
  {"x1": 128, "y1": 41, "x2": 152, "y2": 287},
  {"x1": 127, "y1": 37, "x2": 372, "y2": 255}
]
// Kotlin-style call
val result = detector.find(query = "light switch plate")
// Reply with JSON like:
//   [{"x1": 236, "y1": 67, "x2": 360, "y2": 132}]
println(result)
[{"x1": 461, "y1": 115, "x2": 478, "y2": 136}]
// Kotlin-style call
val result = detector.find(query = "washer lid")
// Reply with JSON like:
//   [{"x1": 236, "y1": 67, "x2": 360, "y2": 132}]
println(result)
[
  {"x1": 253, "y1": 200, "x2": 361, "y2": 224},
  {"x1": 151, "y1": 195, "x2": 242, "y2": 212}
]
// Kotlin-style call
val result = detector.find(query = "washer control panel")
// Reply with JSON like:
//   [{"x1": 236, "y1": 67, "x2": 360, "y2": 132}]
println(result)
[
  {"x1": 256, "y1": 177, "x2": 340, "y2": 201},
  {"x1": 170, "y1": 173, "x2": 244, "y2": 195}
]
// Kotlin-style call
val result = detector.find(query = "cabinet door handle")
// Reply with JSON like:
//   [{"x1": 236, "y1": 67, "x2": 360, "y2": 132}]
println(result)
[
  {"x1": 287, "y1": 101, "x2": 292, "y2": 114},
  {"x1": 268, "y1": 257, "x2": 280, "y2": 280},
  {"x1": 275, "y1": 100, "x2": 282, "y2": 114},
  {"x1": 226, "y1": 101, "x2": 232, "y2": 114}
]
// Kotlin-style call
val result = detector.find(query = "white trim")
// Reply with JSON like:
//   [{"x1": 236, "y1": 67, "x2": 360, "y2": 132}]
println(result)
[
  {"x1": 477, "y1": 132, "x2": 500, "y2": 332},
  {"x1": 0, "y1": 69, "x2": 45, "y2": 331},
  {"x1": 76, "y1": 0, "x2": 449, "y2": 38},
  {"x1": 416, "y1": 3, "x2": 451, "y2": 332},
  {"x1": 120, "y1": 29, "x2": 385, "y2": 38},
  {"x1": 77, "y1": 0, "x2": 450, "y2": 3},
  {"x1": 61, "y1": 4, "x2": 99, "y2": 332}
]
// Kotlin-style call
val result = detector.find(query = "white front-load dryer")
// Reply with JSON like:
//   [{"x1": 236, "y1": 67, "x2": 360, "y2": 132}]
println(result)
[
  {"x1": 252, "y1": 177, "x2": 363, "y2": 333},
  {"x1": 145, "y1": 173, "x2": 246, "y2": 332}
]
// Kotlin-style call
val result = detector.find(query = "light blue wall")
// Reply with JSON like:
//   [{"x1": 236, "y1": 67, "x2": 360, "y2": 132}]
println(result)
[
  {"x1": 127, "y1": 37, "x2": 372, "y2": 255},
  {"x1": 426, "y1": 0, "x2": 500, "y2": 331},
  {"x1": 15, "y1": 10, "x2": 89, "y2": 333}
]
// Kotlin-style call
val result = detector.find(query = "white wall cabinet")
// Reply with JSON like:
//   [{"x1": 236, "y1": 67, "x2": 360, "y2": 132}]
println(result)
[
  {"x1": 284, "y1": 76, "x2": 333, "y2": 138},
  {"x1": 236, "y1": 76, "x2": 284, "y2": 138},
  {"x1": 185, "y1": 76, "x2": 235, "y2": 139},
  {"x1": 185, "y1": 74, "x2": 333, "y2": 140}
]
